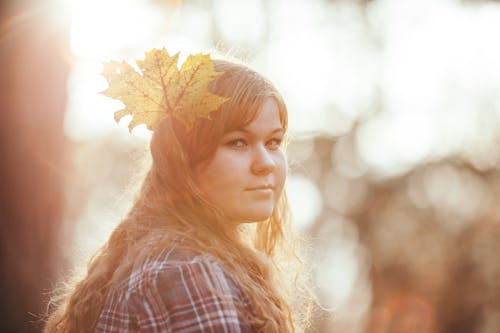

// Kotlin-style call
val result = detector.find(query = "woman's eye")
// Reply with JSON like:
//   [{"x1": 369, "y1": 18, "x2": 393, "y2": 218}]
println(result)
[
  {"x1": 226, "y1": 139, "x2": 247, "y2": 148},
  {"x1": 267, "y1": 138, "x2": 283, "y2": 149}
]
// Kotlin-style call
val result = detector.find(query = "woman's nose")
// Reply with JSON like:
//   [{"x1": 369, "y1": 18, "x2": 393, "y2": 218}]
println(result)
[{"x1": 251, "y1": 145, "x2": 275, "y2": 175}]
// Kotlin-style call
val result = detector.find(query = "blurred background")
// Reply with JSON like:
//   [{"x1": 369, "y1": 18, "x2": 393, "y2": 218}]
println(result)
[{"x1": 1, "y1": 0, "x2": 500, "y2": 332}]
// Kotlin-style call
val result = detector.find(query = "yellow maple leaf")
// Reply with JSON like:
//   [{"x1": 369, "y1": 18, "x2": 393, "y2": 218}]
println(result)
[{"x1": 101, "y1": 48, "x2": 228, "y2": 132}]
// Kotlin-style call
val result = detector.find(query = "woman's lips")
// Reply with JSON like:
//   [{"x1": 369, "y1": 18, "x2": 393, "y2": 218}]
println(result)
[
  {"x1": 246, "y1": 185, "x2": 274, "y2": 195},
  {"x1": 246, "y1": 184, "x2": 274, "y2": 191}
]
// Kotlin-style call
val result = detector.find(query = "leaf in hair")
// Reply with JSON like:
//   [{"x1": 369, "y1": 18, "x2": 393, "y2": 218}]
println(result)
[{"x1": 101, "y1": 48, "x2": 228, "y2": 131}]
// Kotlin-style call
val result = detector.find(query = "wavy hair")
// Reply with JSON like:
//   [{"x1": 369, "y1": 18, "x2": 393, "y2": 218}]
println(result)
[{"x1": 44, "y1": 60, "x2": 312, "y2": 333}]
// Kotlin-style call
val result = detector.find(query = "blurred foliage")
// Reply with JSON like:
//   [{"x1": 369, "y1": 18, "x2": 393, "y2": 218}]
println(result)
[{"x1": 287, "y1": 129, "x2": 500, "y2": 332}]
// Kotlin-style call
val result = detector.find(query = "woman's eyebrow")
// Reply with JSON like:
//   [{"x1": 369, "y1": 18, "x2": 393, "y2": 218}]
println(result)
[{"x1": 232, "y1": 128, "x2": 284, "y2": 135}]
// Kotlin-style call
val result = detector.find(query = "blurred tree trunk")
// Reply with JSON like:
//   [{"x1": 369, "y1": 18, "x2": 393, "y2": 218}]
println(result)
[{"x1": 0, "y1": 3, "x2": 69, "y2": 332}]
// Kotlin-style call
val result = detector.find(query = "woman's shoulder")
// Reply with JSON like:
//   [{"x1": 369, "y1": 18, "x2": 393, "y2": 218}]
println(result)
[
  {"x1": 132, "y1": 247, "x2": 226, "y2": 288},
  {"x1": 111, "y1": 244, "x2": 247, "y2": 302},
  {"x1": 99, "y1": 245, "x2": 256, "y2": 332}
]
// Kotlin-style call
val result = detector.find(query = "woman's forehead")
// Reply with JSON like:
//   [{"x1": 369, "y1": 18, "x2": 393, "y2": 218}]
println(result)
[{"x1": 225, "y1": 98, "x2": 284, "y2": 135}]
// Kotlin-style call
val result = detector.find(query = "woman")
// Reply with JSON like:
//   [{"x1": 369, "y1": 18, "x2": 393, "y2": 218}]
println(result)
[{"x1": 45, "y1": 52, "x2": 310, "y2": 332}]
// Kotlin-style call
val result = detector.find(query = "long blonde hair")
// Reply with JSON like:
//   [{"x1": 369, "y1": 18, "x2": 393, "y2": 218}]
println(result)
[{"x1": 45, "y1": 60, "x2": 310, "y2": 332}]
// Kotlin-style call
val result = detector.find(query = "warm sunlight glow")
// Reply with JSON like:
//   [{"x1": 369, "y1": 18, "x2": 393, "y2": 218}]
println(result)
[
  {"x1": 59, "y1": 0, "x2": 202, "y2": 142},
  {"x1": 67, "y1": 0, "x2": 163, "y2": 59}
]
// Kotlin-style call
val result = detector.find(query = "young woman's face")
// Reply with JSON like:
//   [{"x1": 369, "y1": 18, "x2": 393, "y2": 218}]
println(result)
[{"x1": 194, "y1": 97, "x2": 287, "y2": 225}]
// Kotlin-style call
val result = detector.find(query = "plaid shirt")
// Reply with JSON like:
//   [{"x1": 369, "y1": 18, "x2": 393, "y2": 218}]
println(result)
[{"x1": 94, "y1": 248, "x2": 257, "y2": 333}]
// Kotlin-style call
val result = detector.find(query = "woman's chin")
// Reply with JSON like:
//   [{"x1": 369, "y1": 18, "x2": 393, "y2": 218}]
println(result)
[
  {"x1": 223, "y1": 203, "x2": 276, "y2": 224},
  {"x1": 240, "y1": 210, "x2": 274, "y2": 224}
]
